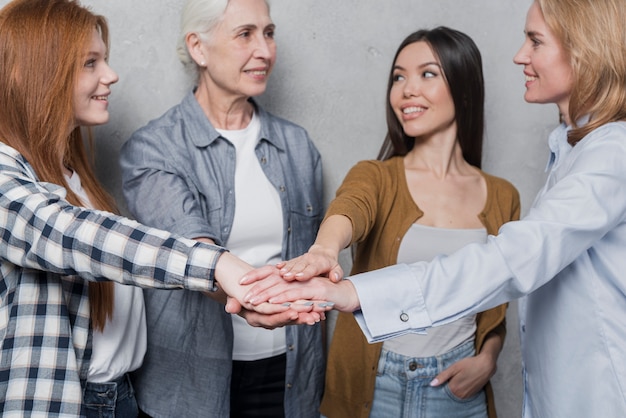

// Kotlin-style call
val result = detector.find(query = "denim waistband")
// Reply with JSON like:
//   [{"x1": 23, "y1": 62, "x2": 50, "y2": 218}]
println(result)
[
  {"x1": 379, "y1": 339, "x2": 476, "y2": 379},
  {"x1": 84, "y1": 373, "x2": 133, "y2": 405}
]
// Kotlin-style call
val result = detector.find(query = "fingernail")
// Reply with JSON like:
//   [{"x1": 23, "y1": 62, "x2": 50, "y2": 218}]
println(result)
[
  {"x1": 281, "y1": 302, "x2": 291, "y2": 307},
  {"x1": 301, "y1": 301, "x2": 314, "y2": 306},
  {"x1": 295, "y1": 272, "x2": 304, "y2": 278},
  {"x1": 318, "y1": 302, "x2": 335, "y2": 308},
  {"x1": 239, "y1": 275, "x2": 249, "y2": 284},
  {"x1": 429, "y1": 378, "x2": 439, "y2": 387}
]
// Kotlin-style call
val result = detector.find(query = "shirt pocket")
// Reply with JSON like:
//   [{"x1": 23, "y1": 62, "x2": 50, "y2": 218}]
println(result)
[{"x1": 288, "y1": 200, "x2": 322, "y2": 256}]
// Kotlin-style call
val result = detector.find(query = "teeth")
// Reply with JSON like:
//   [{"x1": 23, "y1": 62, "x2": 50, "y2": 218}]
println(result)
[
  {"x1": 403, "y1": 106, "x2": 425, "y2": 114},
  {"x1": 93, "y1": 96, "x2": 108, "y2": 101},
  {"x1": 247, "y1": 70, "x2": 267, "y2": 75},
  {"x1": 525, "y1": 75, "x2": 537, "y2": 82}
]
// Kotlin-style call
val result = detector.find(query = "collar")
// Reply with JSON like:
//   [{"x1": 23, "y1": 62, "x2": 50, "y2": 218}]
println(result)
[
  {"x1": 545, "y1": 114, "x2": 591, "y2": 172},
  {"x1": 182, "y1": 90, "x2": 286, "y2": 152}
]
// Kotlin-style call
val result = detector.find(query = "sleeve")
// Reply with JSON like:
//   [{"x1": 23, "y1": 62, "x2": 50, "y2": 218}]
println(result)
[
  {"x1": 351, "y1": 128, "x2": 626, "y2": 342},
  {"x1": 0, "y1": 152, "x2": 223, "y2": 292},
  {"x1": 119, "y1": 127, "x2": 218, "y2": 241},
  {"x1": 324, "y1": 160, "x2": 384, "y2": 244}
]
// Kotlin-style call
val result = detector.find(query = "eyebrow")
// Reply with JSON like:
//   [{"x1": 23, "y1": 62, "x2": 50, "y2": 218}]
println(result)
[
  {"x1": 393, "y1": 62, "x2": 441, "y2": 71},
  {"x1": 232, "y1": 23, "x2": 276, "y2": 32},
  {"x1": 525, "y1": 30, "x2": 543, "y2": 38}
]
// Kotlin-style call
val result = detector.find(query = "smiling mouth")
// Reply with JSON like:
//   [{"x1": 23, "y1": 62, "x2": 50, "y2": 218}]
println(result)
[
  {"x1": 403, "y1": 106, "x2": 425, "y2": 115},
  {"x1": 92, "y1": 95, "x2": 108, "y2": 101},
  {"x1": 525, "y1": 75, "x2": 537, "y2": 82},
  {"x1": 246, "y1": 70, "x2": 267, "y2": 76}
]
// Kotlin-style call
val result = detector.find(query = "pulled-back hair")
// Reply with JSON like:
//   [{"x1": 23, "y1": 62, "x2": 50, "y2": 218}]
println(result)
[
  {"x1": 378, "y1": 26, "x2": 485, "y2": 168},
  {"x1": 537, "y1": 0, "x2": 626, "y2": 144},
  {"x1": 0, "y1": 0, "x2": 116, "y2": 330}
]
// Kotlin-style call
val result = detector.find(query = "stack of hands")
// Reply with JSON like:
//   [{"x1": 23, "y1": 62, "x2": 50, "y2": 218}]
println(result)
[{"x1": 221, "y1": 249, "x2": 360, "y2": 329}]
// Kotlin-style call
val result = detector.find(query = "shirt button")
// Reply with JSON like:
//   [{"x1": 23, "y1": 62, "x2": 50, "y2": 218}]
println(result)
[
  {"x1": 408, "y1": 361, "x2": 419, "y2": 371},
  {"x1": 306, "y1": 204, "x2": 313, "y2": 212},
  {"x1": 288, "y1": 345, "x2": 295, "y2": 351},
  {"x1": 279, "y1": 186, "x2": 286, "y2": 192},
  {"x1": 260, "y1": 157, "x2": 267, "y2": 164},
  {"x1": 286, "y1": 383, "x2": 293, "y2": 389},
  {"x1": 400, "y1": 312, "x2": 409, "y2": 322}
]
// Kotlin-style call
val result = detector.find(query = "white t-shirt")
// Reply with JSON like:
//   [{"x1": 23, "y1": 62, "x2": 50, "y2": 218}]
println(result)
[
  {"x1": 218, "y1": 113, "x2": 287, "y2": 361},
  {"x1": 65, "y1": 171, "x2": 147, "y2": 382}
]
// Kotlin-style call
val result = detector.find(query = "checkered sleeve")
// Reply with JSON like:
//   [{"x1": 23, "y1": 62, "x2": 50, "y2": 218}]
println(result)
[{"x1": 0, "y1": 146, "x2": 223, "y2": 293}]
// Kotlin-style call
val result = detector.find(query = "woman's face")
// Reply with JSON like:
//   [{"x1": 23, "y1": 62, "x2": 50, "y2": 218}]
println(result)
[
  {"x1": 73, "y1": 29, "x2": 118, "y2": 128},
  {"x1": 513, "y1": 1, "x2": 573, "y2": 119},
  {"x1": 201, "y1": 0, "x2": 276, "y2": 100},
  {"x1": 389, "y1": 41, "x2": 456, "y2": 140}
]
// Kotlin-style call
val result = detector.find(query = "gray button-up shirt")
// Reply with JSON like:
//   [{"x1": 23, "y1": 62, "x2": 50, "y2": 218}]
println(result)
[{"x1": 119, "y1": 91, "x2": 324, "y2": 418}]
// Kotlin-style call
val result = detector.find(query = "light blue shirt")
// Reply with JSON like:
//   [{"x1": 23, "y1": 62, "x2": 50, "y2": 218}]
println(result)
[{"x1": 351, "y1": 121, "x2": 626, "y2": 417}]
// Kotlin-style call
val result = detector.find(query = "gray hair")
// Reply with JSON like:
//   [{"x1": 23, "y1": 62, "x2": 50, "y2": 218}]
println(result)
[
  {"x1": 177, "y1": 0, "x2": 229, "y2": 71},
  {"x1": 177, "y1": 0, "x2": 271, "y2": 78}
]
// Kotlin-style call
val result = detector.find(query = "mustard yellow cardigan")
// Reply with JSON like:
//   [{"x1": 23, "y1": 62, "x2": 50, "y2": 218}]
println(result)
[{"x1": 319, "y1": 157, "x2": 521, "y2": 418}]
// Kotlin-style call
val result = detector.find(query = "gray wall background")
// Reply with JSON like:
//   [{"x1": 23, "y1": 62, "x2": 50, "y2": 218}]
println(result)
[{"x1": 2, "y1": 0, "x2": 564, "y2": 415}]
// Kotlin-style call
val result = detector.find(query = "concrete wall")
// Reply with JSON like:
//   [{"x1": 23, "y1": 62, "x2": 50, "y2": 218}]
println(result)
[{"x1": 1, "y1": 0, "x2": 564, "y2": 415}]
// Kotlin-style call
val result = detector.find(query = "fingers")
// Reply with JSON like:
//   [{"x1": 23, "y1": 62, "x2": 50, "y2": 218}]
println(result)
[
  {"x1": 239, "y1": 264, "x2": 282, "y2": 285},
  {"x1": 239, "y1": 309, "x2": 299, "y2": 329},
  {"x1": 431, "y1": 362, "x2": 459, "y2": 387}
]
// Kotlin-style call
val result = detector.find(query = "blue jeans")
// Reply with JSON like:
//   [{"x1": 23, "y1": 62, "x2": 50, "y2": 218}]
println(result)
[
  {"x1": 84, "y1": 373, "x2": 139, "y2": 418},
  {"x1": 370, "y1": 339, "x2": 488, "y2": 418}
]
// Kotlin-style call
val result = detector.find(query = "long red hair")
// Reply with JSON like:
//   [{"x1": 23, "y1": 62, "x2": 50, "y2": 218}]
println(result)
[{"x1": 0, "y1": 0, "x2": 116, "y2": 331}]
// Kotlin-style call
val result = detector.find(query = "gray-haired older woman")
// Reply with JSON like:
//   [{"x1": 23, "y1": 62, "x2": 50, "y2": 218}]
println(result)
[{"x1": 119, "y1": 0, "x2": 324, "y2": 417}]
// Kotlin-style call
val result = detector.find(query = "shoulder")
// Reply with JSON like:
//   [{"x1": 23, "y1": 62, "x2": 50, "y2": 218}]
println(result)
[
  {"x1": 579, "y1": 121, "x2": 626, "y2": 151},
  {"x1": 0, "y1": 143, "x2": 34, "y2": 177},
  {"x1": 482, "y1": 171, "x2": 519, "y2": 196},
  {"x1": 257, "y1": 105, "x2": 318, "y2": 152},
  {"x1": 569, "y1": 121, "x2": 626, "y2": 172},
  {"x1": 347, "y1": 157, "x2": 402, "y2": 180}
]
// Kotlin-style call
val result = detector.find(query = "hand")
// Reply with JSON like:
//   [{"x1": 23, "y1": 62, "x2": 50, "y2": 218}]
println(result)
[
  {"x1": 244, "y1": 275, "x2": 360, "y2": 313},
  {"x1": 429, "y1": 347, "x2": 498, "y2": 399},
  {"x1": 275, "y1": 244, "x2": 344, "y2": 282},
  {"x1": 225, "y1": 297, "x2": 328, "y2": 327}
]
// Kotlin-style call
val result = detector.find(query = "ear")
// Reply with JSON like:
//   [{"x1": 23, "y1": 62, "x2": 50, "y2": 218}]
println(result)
[{"x1": 186, "y1": 32, "x2": 207, "y2": 67}]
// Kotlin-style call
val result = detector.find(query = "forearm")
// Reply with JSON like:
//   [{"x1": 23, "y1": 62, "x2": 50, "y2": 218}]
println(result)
[{"x1": 312, "y1": 214, "x2": 353, "y2": 254}]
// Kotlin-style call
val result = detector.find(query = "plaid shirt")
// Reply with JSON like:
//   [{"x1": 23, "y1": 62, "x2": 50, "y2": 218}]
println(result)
[{"x1": 0, "y1": 143, "x2": 223, "y2": 417}]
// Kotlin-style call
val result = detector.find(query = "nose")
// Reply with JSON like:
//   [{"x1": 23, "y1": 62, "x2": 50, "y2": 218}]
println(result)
[
  {"x1": 403, "y1": 76, "x2": 420, "y2": 98},
  {"x1": 513, "y1": 41, "x2": 530, "y2": 66},
  {"x1": 102, "y1": 62, "x2": 119, "y2": 85},
  {"x1": 253, "y1": 34, "x2": 275, "y2": 60}
]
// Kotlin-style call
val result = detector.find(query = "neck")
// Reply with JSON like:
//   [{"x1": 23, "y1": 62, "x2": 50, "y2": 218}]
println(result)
[
  {"x1": 404, "y1": 134, "x2": 470, "y2": 179},
  {"x1": 195, "y1": 80, "x2": 254, "y2": 130}
]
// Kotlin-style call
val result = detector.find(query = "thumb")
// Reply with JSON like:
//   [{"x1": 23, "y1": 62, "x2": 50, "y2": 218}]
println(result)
[
  {"x1": 225, "y1": 296, "x2": 242, "y2": 314},
  {"x1": 330, "y1": 265, "x2": 345, "y2": 283}
]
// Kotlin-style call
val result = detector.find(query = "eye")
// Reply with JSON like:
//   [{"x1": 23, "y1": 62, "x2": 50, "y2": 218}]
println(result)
[
  {"x1": 264, "y1": 29, "x2": 275, "y2": 39},
  {"x1": 423, "y1": 70, "x2": 436, "y2": 78},
  {"x1": 84, "y1": 58, "x2": 97, "y2": 68},
  {"x1": 238, "y1": 30, "x2": 251, "y2": 38},
  {"x1": 530, "y1": 37, "x2": 541, "y2": 47},
  {"x1": 392, "y1": 73, "x2": 405, "y2": 82}
]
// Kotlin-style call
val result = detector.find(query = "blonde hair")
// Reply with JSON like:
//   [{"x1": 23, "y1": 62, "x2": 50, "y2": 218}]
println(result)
[
  {"x1": 0, "y1": 0, "x2": 116, "y2": 331},
  {"x1": 536, "y1": 0, "x2": 626, "y2": 144}
]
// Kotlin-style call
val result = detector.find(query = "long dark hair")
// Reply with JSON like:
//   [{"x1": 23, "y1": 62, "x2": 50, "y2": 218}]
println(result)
[{"x1": 377, "y1": 26, "x2": 485, "y2": 168}]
